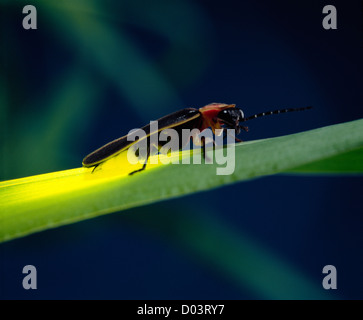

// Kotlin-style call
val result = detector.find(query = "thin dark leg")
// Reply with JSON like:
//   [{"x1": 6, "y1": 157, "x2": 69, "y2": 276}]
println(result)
[
  {"x1": 223, "y1": 129, "x2": 243, "y2": 143},
  {"x1": 202, "y1": 136, "x2": 206, "y2": 160},
  {"x1": 222, "y1": 129, "x2": 227, "y2": 142},
  {"x1": 202, "y1": 136, "x2": 214, "y2": 162},
  {"x1": 129, "y1": 147, "x2": 151, "y2": 175},
  {"x1": 235, "y1": 126, "x2": 248, "y2": 142},
  {"x1": 91, "y1": 163, "x2": 100, "y2": 173}
]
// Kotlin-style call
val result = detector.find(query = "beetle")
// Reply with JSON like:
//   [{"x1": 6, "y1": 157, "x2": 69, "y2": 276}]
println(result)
[{"x1": 82, "y1": 103, "x2": 312, "y2": 175}]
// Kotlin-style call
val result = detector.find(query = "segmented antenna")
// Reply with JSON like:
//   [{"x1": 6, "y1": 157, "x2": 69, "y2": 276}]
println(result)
[{"x1": 241, "y1": 106, "x2": 312, "y2": 122}]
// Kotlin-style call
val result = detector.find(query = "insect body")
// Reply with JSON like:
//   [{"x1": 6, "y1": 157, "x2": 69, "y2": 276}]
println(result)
[{"x1": 82, "y1": 103, "x2": 312, "y2": 175}]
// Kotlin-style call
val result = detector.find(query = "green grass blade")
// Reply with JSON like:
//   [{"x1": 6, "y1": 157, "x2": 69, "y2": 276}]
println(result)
[
  {"x1": 287, "y1": 147, "x2": 363, "y2": 174},
  {"x1": 1, "y1": 118, "x2": 362, "y2": 243}
]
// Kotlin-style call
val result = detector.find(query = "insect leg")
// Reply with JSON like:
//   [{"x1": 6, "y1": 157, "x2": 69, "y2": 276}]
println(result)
[
  {"x1": 223, "y1": 128, "x2": 243, "y2": 143},
  {"x1": 129, "y1": 146, "x2": 151, "y2": 175},
  {"x1": 91, "y1": 163, "x2": 100, "y2": 173},
  {"x1": 233, "y1": 134, "x2": 243, "y2": 143},
  {"x1": 201, "y1": 136, "x2": 206, "y2": 160},
  {"x1": 240, "y1": 125, "x2": 249, "y2": 132},
  {"x1": 201, "y1": 136, "x2": 214, "y2": 162}
]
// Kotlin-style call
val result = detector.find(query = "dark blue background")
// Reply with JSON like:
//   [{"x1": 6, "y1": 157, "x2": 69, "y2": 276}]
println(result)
[{"x1": 1, "y1": 0, "x2": 362, "y2": 299}]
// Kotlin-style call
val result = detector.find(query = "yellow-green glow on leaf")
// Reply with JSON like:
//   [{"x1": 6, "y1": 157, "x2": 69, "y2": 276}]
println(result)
[{"x1": 1, "y1": 119, "x2": 363, "y2": 243}]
